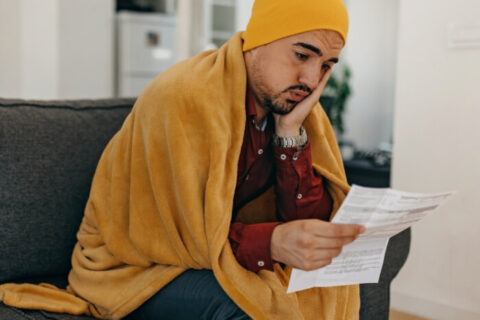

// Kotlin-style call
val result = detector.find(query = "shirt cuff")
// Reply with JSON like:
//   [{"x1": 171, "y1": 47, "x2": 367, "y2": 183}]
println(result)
[
  {"x1": 229, "y1": 222, "x2": 280, "y2": 272},
  {"x1": 273, "y1": 141, "x2": 311, "y2": 169}
]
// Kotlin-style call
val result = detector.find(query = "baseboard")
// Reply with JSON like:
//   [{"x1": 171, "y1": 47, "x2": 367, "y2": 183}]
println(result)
[{"x1": 391, "y1": 291, "x2": 480, "y2": 320}]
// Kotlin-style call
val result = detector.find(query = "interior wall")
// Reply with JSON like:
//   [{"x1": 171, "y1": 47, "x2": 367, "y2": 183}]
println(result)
[
  {"x1": 391, "y1": 0, "x2": 480, "y2": 318},
  {"x1": 0, "y1": 1, "x2": 21, "y2": 98},
  {"x1": 0, "y1": 0, "x2": 114, "y2": 100},
  {"x1": 342, "y1": 0, "x2": 398, "y2": 150},
  {"x1": 58, "y1": 0, "x2": 115, "y2": 99},
  {"x1": 19, "y1": 0, "x2": 59, "y2": 99},
  {"x1": 235, "y1": 0, "x2": 254, "y2": 31},
  {"x1": 177, "y1": 0, "x2": 207, "y2": 60}
]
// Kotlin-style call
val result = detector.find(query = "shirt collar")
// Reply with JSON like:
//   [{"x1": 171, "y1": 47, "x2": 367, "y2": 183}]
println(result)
[{"x1": 246, "y1": 88, "x2": 269, "y2": 132}]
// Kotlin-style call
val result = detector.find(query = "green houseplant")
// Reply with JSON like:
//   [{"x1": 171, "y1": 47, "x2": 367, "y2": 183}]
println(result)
[{"x1": 319, "y1": 65, "x2": 352, "y2": 138}]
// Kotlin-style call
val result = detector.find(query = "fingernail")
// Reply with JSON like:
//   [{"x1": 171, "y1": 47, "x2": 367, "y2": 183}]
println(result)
[{"x1": 359, "y1": 226, "x2": 366, "y2": 233}]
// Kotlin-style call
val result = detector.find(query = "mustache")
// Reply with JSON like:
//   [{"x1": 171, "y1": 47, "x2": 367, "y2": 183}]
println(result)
[{"x1": 281, "y1": 84, "x2": 312, "y2": 94}]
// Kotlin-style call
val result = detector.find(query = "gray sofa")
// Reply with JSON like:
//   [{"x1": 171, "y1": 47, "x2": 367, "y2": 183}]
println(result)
[{"x1": 0, "y1": 97, "x2": 410, "y2": 319}]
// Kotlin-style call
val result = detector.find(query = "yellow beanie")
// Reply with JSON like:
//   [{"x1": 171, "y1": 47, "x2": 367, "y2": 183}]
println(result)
[{"x1": 242, "y1": 0, "x2": 349, "y2": 51}]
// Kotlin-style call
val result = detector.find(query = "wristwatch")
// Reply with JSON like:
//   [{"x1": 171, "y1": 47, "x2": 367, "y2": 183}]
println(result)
[{"x1": 273, "y1": 126, "x2": 308, "y2": 148}]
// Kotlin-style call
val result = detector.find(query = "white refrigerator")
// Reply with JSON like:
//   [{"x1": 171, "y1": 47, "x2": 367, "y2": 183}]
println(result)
[{"x1": 116, "y1": 11, "x2": 177, "y2": 97}]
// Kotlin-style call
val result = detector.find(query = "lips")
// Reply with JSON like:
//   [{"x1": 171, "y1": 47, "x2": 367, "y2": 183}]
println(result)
[{"x1": 288, "y1": 90, "x2": 309, "y2": 102}]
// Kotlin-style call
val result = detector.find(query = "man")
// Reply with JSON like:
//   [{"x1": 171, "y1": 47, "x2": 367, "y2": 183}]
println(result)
[
  {"x1": 120, "y1": 0, "x2": 363, "y2": 318},
  {"x1": 126, "y1": 25, "x2": 364, "y2": 319},
  {"x1": 0, "y1": 0, "x2": 363, "y2": 319}
]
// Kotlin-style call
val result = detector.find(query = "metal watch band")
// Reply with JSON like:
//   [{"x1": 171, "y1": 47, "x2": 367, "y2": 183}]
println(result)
[{"x1": 273, "y1": 126, "x2": 308, "y2": 148}]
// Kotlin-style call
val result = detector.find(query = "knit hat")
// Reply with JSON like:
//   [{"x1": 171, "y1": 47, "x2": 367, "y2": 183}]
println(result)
[{"x1": 242, "y1": 0, "x2": 349, "y2": 51}]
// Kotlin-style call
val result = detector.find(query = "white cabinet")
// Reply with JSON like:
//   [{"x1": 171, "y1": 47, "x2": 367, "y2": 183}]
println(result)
[
  {"x1": 116, "y1": 11, "x2": 177, "y2": 97},
  {"x1": 204, "y1": 0, "x2": 253, "y2": 48},
  {"x1": 209, "y1": 0, "x2": 236, "y2": 47}
]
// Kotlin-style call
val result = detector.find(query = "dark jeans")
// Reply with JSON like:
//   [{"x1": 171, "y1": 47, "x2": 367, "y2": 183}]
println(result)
[{"x1": 125, "y1": 269, "x2": 250, "y2": 320}]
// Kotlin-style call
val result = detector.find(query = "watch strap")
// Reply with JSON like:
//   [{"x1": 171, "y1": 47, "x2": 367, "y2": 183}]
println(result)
[{"x1": 273, "y1": 126, "x2": 308, "y2": 148}]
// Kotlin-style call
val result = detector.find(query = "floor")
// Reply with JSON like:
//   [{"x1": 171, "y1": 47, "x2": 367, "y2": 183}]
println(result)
[{"x1": 390, "y1": 309, "x2": 430, "y2": 320}]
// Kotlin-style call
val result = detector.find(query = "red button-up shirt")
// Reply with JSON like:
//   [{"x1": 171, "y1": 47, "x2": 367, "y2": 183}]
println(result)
[{"x1": 229, "y1": 91, "x2": 333, "y2": 272}]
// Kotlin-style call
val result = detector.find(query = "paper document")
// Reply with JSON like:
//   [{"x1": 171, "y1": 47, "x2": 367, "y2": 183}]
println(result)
[{"x1": 287, "y1": 185, "x2": 454, "y2": 293}]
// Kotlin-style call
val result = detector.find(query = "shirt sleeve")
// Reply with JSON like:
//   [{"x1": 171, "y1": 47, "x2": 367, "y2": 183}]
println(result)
[
  {"x1": 274, "y1": 141, "x2": 333, "y2": 222},
  {"x1": 229, "y1": 221, "x2": 280, "y2": 272}
]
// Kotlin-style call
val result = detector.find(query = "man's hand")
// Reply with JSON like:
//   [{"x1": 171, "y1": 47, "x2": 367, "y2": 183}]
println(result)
[
  {"x1": 270, "y1": 219, "x2": 365, "y2": 271},
  {"x1": 273, "y1": 69, "x2": 332, "y2": 137}
]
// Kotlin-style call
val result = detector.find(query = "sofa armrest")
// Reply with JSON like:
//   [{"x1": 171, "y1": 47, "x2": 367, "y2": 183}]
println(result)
[{"x1": 359, "y1": 228, "x2": 411, "y2": 320}]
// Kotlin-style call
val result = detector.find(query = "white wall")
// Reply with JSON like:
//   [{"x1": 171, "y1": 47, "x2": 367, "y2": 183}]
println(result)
[
  {"x1": 0, "y1": 0, "x2": 114, "y2": 99},
  {"x1": 343, "y1": 0, "x2": 398, "y2": 150},
  {"x1": 235, "y1": 0, "x2": 254, "y2": 31},
  {"x1": 58, "y1": 0, "x2": 115, "y2": 99},
  {"x1": 0, "y1": 1, "x2": 21, "y2": 97},
  {"x1": 19, "y1": 0, "x2": 60, "y2": 99},
  {"x1": 391, "y1": 0, "x2": 480, "y2": 319},
  {"x1": 177, "y1": 0, "x2": 207, "y2": 59}
]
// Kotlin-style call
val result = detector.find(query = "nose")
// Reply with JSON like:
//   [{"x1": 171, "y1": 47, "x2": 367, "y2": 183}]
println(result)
[{"x1": 298, "y1": 64, "x2": 322, "y2": 91}]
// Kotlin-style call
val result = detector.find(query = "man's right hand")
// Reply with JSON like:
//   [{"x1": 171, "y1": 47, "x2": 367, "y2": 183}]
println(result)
[{"x1": 270, "y1": 219, "x2": 365, "y2": 271}]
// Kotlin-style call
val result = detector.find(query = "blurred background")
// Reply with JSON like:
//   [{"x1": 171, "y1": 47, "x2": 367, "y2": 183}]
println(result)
[{"x1": 0, "y1": 1, "x2": 479, "y2": 319}]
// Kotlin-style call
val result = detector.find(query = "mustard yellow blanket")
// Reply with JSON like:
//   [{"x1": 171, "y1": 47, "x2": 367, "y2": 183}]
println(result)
[{"x1": 0, "y1": 32, "x2": 358, "y2": 319}]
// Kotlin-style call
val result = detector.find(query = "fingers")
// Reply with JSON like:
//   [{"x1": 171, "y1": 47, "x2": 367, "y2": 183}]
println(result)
[
  {"x1": 311, "y1": 222, "x2": 365, "y2": 238},
  {"x1": 319, "y1": 68, "x2": 333, "y2": 90},
  {"x1": 312, "y1": 247, "x2": 343, "y2": 259},
  {"x1": 313, "y1": 236, "x2": 357, "y2": 249},
  {"x1": 312, "y1": 68, "x2": 332, "y2": 98},
  {"x1": 270, "y1": 220, "x2": 366, "y2": 271},
  {"x1": 296, "y1": 248, "x2": 342, "y2": 271},
  {"x1": 300, "y1": 259, "x2": 333, "y2": 271},
  {"x1": 302, "y1": 68, "x2": 332, "y2": 106},
  {"x1": 289, "y1": 68, "x2": 333, "y2": 116},
  {"x1": 296, "y1": 221, "x2": 362, "y2": 248}
]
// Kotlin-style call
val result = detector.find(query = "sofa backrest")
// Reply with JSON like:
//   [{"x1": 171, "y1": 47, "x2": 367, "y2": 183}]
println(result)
[{"x1": 0, "y1": 98, "x2": 135, "y2": 283}]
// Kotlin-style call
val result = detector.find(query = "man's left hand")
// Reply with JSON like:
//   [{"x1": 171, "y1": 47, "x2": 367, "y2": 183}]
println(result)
[{"x1": 273, "y1": 69, "x2": 332, "y2": 137}]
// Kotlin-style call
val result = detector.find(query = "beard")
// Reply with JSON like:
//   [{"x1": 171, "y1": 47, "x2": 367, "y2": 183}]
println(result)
[
  {"x1": 260, "y1": 94, "x2": 297, "y2": 115},
  {"x1": 254, "y1": 84, "x2": 312, "y2": 115},
  {"x1": 247, "y1": 57, "x2": 312, "y2": 115}
]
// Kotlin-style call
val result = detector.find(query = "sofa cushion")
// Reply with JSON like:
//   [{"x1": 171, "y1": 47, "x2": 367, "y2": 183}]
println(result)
[
  {"x1": 0, "y1": 98, "x2": 135, "y2": 283},
  {"x1": 0, "y1": 303, "x2": 96, "y2": 320}
]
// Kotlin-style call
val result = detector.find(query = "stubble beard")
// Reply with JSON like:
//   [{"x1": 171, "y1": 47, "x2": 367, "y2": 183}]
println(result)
[
  {"x1": 248, "y1": 63, "x2": 311, "y2": 115},
  {"x1": 261, "y1": 94, "x2": 297, "y2": 115},
  {"x1": 250, "y1": 77, "x2": 311, "y2": 116}
]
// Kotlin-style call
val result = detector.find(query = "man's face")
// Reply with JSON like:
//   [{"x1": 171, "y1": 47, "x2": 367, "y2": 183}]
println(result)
[{"x1": 244, "y1": 30, "x2": 344, "y2": 115}]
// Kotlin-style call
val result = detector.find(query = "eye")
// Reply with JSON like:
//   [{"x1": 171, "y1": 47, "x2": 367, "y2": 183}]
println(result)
[
  {"x1": 295, "y1": 52, "x2": 308, "y2": 61},
  {"x1": 322, "y1": 64, "x2": 331, "y2": 71}
]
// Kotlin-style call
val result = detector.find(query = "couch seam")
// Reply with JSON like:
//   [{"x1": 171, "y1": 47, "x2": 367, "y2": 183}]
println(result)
[{"x1": 0, "y1": 104, "x2": 134, "y2": 111}]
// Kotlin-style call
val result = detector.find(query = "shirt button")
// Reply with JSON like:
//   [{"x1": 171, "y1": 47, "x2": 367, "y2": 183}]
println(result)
[
  {"x1": 280, "y1": 154, "x2": 287, "y2": 160},
  {"x1": 257, "y1": 260, "x2": 265, "y2": 267},
  {"x1": 292, "y1": 155, "x2": 298, "y2": 161},
  {"x1": 245, "y1": 174, "x2": 250, "y2": 181},
  {"x1": 258, "y1": 149, "x2": 264, "y2": 155},
  {"x1": 297, "y1": 193, "x2": 303, "y2": 200}
]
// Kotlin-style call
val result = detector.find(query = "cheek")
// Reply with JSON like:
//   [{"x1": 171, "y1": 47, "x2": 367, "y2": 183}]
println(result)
[{"x1": 262, "y1": 62, "x2": 299, "y2": 93}]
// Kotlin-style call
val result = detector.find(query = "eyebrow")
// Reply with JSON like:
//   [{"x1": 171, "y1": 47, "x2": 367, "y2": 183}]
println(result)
[{"x1": 293, "y1": 42, "x2": 340, "y2": 63}]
